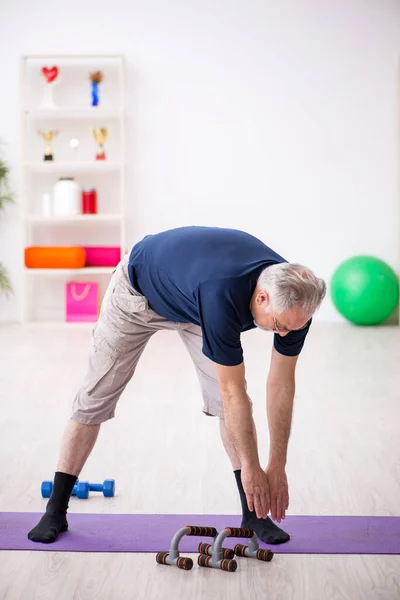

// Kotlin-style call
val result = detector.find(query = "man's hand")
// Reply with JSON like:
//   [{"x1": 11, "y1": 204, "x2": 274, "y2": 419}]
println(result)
[
  {"x1": 241, "y1": 464, "x2": 271, "y2": 519},
  {"x1": 265, "y1": 464, "x2": 289, "y2": 523}
]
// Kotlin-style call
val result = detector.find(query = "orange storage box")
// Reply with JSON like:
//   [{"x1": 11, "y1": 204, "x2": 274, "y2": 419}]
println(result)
[{"x1": 24, "y1": 247, "x2": 86, "y2": 269}]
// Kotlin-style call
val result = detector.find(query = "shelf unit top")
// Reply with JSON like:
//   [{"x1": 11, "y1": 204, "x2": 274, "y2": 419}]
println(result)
[{"x1": 22, "y1": 54, "x2": 124, "y2": 59}]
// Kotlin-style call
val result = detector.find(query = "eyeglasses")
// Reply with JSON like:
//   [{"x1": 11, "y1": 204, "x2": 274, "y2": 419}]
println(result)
[
  {"x1": 272, "y1": 312, "x2": 311, "y2": 334},
  {"x1": 272, "y1": 314, "x2": 291, "y2": 333}
]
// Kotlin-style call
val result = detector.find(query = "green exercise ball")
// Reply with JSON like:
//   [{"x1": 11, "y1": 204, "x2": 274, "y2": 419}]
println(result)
[{"x1": 331, "y1": 256, "x2": 399, "y2": 325}]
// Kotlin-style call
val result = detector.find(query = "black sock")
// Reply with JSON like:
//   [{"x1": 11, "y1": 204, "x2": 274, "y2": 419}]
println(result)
[
  {"x1": 234, "y1": 469, "x2": 290, "y2": 545},
  {"x1": 28, "y1": 472, "x2": 77, "y2": 544}
]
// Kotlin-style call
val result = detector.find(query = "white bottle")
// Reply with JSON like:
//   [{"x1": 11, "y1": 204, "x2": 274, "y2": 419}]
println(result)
[
  {"x1": 53, "y1": 177, "x2": 81, "y2": 217},
  {"x1": 41, "y1": 191, "x2": 52, "y2": 217}
]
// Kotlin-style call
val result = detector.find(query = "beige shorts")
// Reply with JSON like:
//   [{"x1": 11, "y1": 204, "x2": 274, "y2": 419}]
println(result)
[{"x1": 71, "y1": 255, "x2": 228, "y2": 424}]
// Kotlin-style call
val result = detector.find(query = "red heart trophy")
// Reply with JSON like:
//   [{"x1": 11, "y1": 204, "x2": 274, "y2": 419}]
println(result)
[{"x1": 41, "y1": 65, "x2": 59, "y2": 108}]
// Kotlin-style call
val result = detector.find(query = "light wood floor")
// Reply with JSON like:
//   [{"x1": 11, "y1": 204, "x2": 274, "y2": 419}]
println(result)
[{"x1": 0, "y1": 322, "x2": 399, "y2": 599}]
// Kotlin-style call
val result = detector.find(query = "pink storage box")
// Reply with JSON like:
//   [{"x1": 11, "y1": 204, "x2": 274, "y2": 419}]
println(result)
[
  {"x1": 83, "y1": 246, "x2": 121, "y2": 267},
  {"x1": 66, "y1": 282, "x2": 99, "y2": 322}
]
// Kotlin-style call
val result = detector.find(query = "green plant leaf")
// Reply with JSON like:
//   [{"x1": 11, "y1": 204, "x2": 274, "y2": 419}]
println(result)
[
  {"x1": 0, "y1": 148, "x2": 14, "y2": 296},
  {"x1": 0, "y1": 163, "x2": 8, "y2": 179},
  {"x1": 0, "y1": 192, "x2": 14, "y2": 213},
  {"x1": 0, "y1": 263, "x2": 12, "y2": 297},
  {"x1": 0, "y1": 149, "x2": 15, "y2": 210}
]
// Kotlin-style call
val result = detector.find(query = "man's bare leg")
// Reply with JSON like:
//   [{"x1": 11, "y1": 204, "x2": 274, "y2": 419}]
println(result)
[
  {"x1": 28, "y1": 420, "x2": 100, "y2": 544},
  {"x1": 57, "y1": 420, "x2": 100, "y2": 475},
  {"x1": 219, "y1": 418, "x2": 290, "y2": 545}
]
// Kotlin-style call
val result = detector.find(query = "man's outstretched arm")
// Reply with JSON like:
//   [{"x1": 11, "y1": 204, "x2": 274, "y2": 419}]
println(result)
[
  {"x1": 215, "y1": 361, "x2": 271, "y2": 519},
  {"x1": 265, "y1": 347, "x2": 298, "y2": 522}
]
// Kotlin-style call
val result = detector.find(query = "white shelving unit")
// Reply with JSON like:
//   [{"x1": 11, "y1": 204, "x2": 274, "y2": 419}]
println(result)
[{"x1": 20, "y1": 54, "x2": 126, "y2": 325}]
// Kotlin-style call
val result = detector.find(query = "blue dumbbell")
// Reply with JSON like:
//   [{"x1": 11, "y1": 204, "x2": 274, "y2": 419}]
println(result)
[
  {"x1": 73, "y1": 481, "x2": 91, "y2": 499},
  {"x1": 87, "y1": 480, "x2": 115, "y2": 497},
  {"x1": 41, "y1": 479, "x2": 115, "y2": 499}
]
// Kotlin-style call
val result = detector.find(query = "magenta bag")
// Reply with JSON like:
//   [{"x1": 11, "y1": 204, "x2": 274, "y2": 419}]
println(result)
[{"x1": 66, "y1": 282, "x2": 99, "y2": 322}]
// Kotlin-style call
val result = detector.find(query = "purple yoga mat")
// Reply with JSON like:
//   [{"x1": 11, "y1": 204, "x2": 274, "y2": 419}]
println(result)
[{"x1": 1, "y1": 513, "x2": 399, "y2": 554}]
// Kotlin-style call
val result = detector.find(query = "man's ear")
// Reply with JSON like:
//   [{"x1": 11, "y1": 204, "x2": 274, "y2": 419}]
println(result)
[
  {"x1": 256, "y1": 289, "x2": 270, "y2": 307},
  {"x1": 264, "y1": 291, "x2": 271, "y2": 310}
]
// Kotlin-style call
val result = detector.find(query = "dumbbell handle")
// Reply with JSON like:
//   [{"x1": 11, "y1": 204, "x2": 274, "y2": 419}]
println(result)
[
  {"x1": 73, "y1": 482, "x2": 104, "y2": 491},
  {"x1": 88, "y1": 483, "x2": 104, "y2": 492},
  {"x1": 73, "y1": 481, "x2": 112, "y2": 492}
]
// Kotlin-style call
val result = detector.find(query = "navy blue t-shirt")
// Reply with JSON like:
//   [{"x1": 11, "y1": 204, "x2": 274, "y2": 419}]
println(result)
[{"x1": 127, "y1": 226, "x2": 311, "y2": 366}]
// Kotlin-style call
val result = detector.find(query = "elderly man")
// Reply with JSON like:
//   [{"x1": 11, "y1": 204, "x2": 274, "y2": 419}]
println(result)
[{"x1": 28, "y1": 226, "x2": 326, "y2": 544}]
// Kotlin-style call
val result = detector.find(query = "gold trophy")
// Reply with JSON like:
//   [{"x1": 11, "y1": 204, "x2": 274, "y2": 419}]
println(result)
[
  {"x1": 92, "y1": 127, "x2": 108, "y2": 161},
  {"x1": 38, "y1": 129, "x2": 58, "y2": 161}
]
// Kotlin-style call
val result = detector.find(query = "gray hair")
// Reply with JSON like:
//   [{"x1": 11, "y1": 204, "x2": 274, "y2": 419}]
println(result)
[{"x1": 257, "y1": 263, "x2": 326, "y2": 315}]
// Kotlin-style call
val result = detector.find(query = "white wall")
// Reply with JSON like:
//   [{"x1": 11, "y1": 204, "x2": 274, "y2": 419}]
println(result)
[{"x1": 1, "y1": 0, "x2": 399, "y2": 322}]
